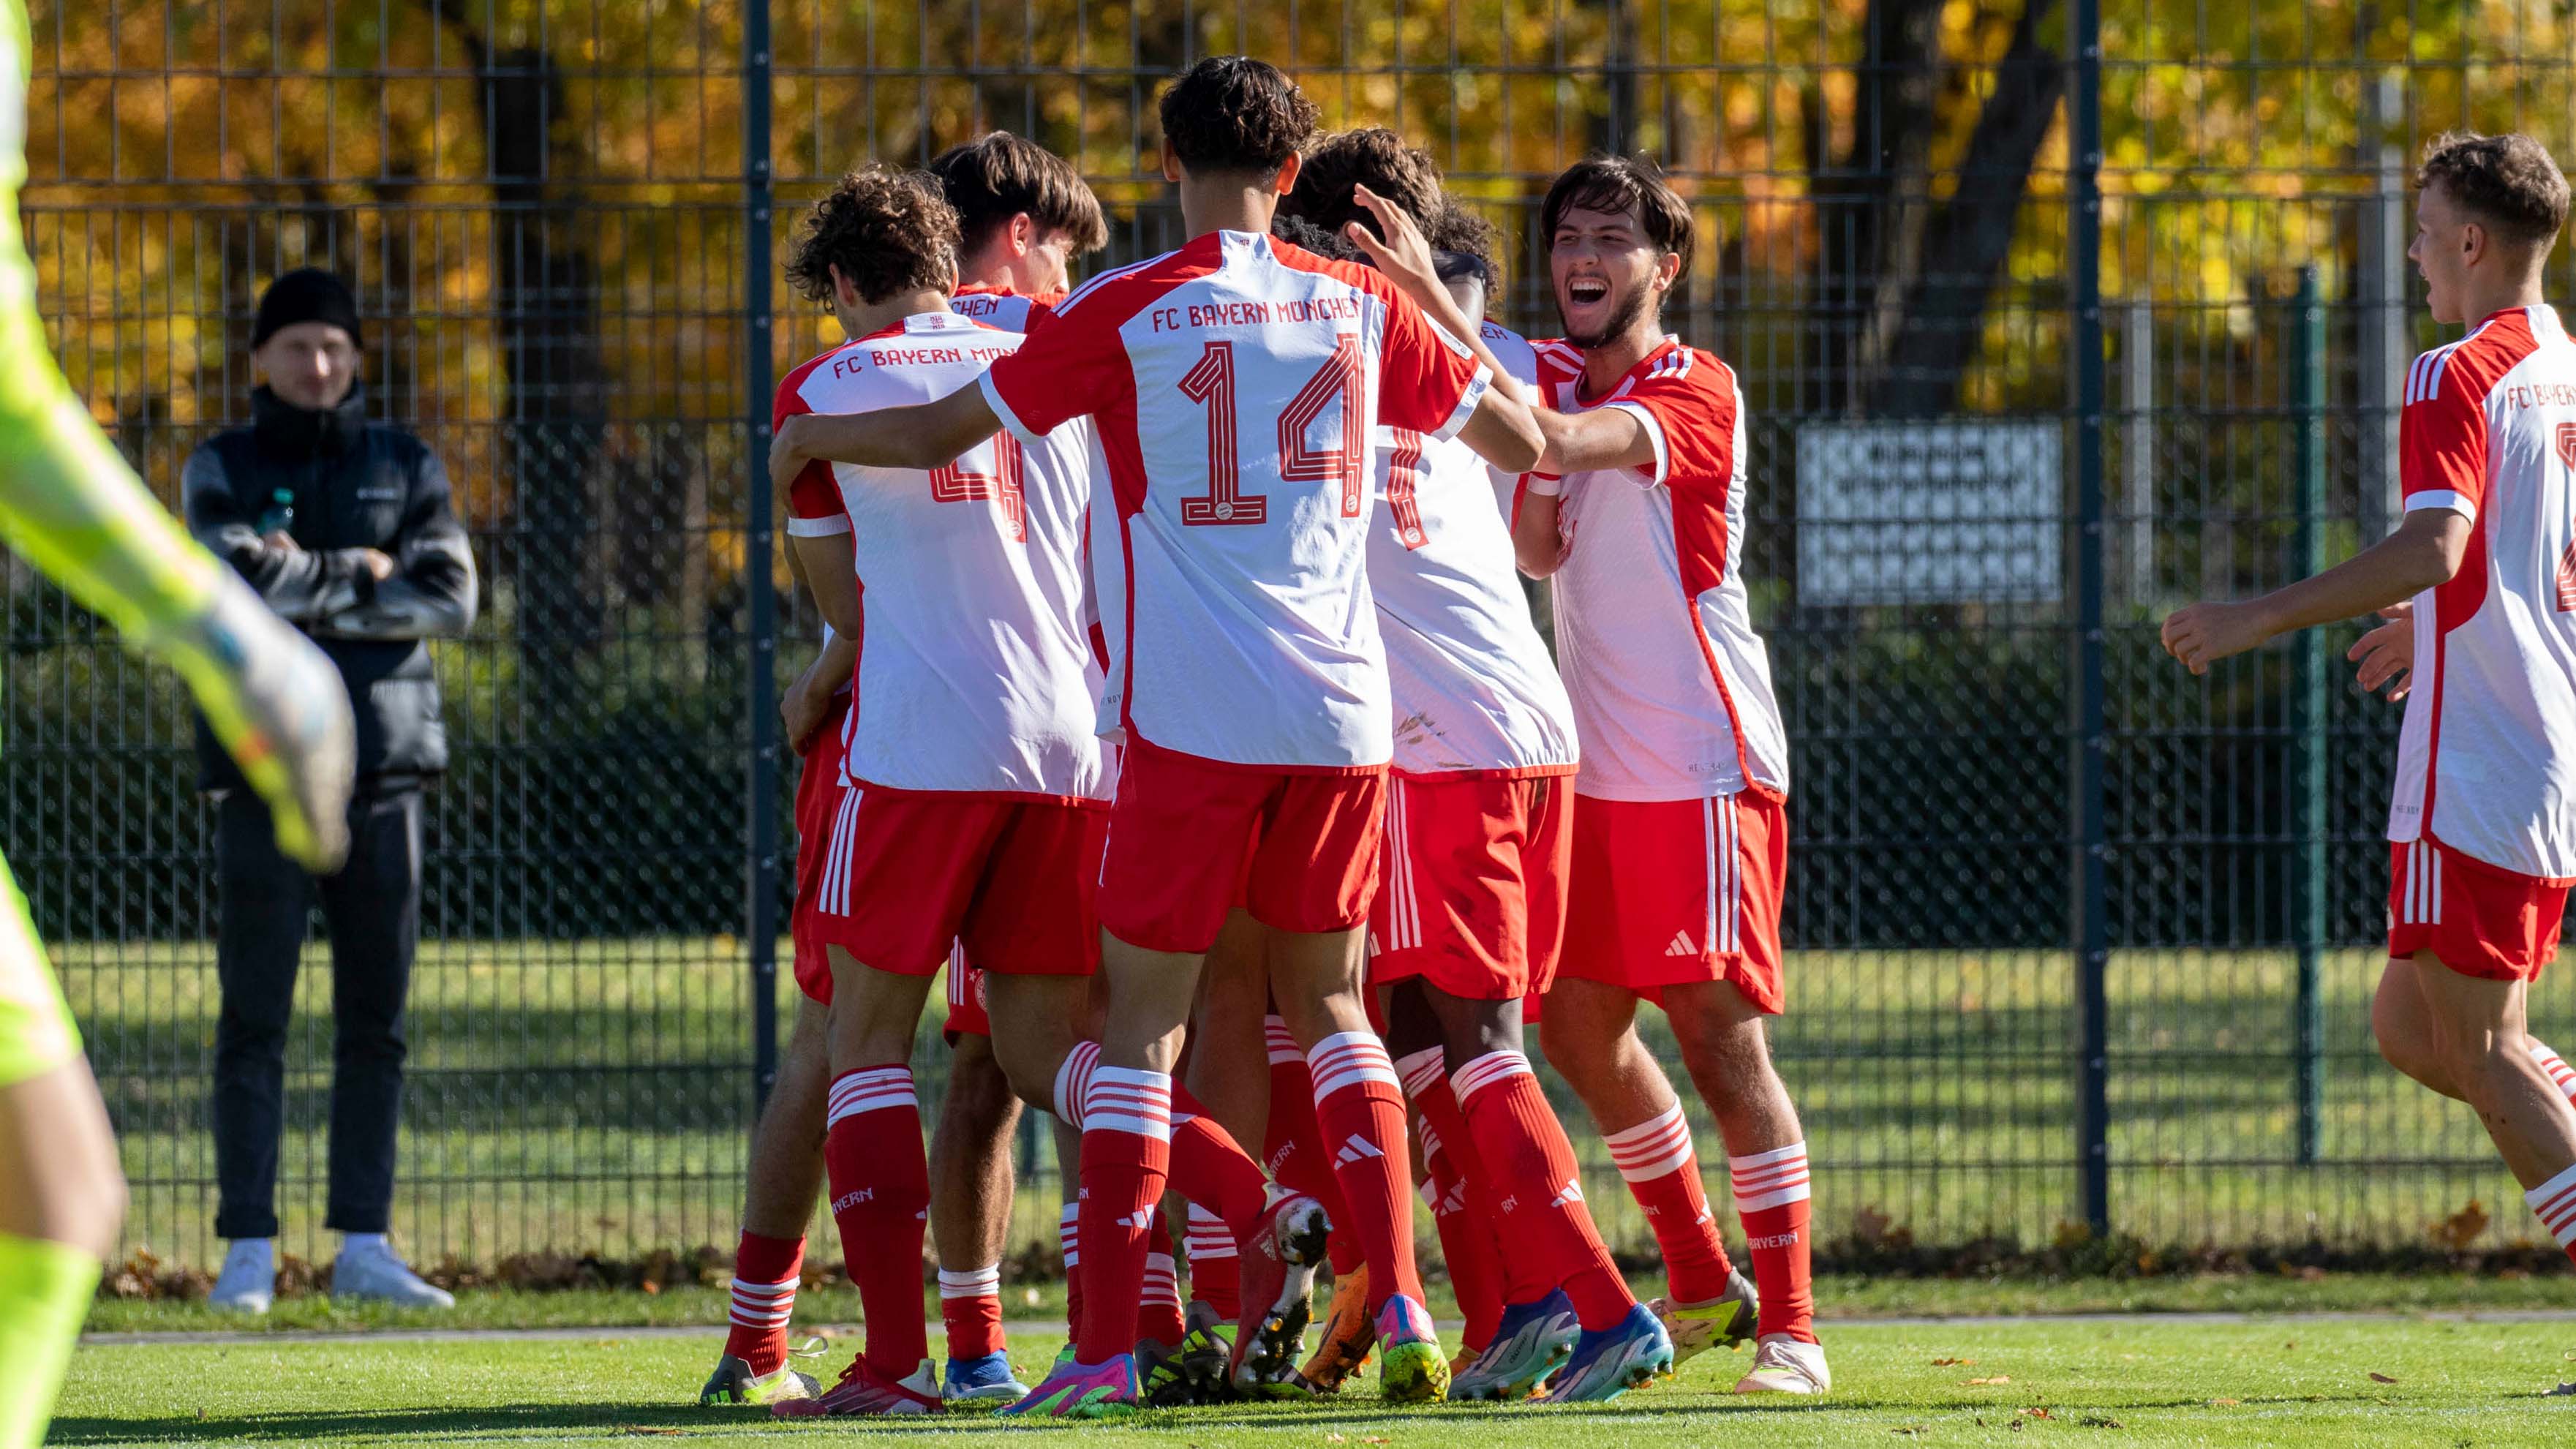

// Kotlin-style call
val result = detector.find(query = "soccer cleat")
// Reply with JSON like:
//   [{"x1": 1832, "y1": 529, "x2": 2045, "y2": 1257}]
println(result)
[
  {"x1": 771, "y1": 1355, "x2": 941, "y2": 1417},
  {"x1": 1733, "y1": 1334, "x2": 1831, "y2": 1395},
  {"x1": 699, "y1": 1355, "x2": 821, "y2": 1407},
  {"x1": 1448, "y1": 1290, "x2": 1579, "y2": 1401},
  {"x1": 1372, "y1": 1293, "x2": 1451, "y2": 1404},
  {"x1": 1652, "y1": 1267, "x2": 1761, "y2": 1365},
  {"x1": 1000, "y1": 1352, "x2": 1142, "y2": 1419},
  {"x1": 1294, "y1": 1265, "x2": 1374, "y2": 1393},
  {"x1": 1140, "y1": 1300, "x2": 1236, "y2": 1407},
  {"x1": 941, "y1": 1350, "x2": 1030, "y2": 1407},
  {"x1": 208, "y1": 1238, "x2": 275, "y2": 1316},
  {"x1": 1542, "y1": 1303, "x2": 1675, "y2": 1404},
  {"x1": 1227, "y1": 1191, "x2": 1332, "y2": 1396}
]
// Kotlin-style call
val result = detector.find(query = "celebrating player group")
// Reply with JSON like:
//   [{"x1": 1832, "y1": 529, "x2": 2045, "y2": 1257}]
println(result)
[
  {"x1": 689, "y1": 51, "x2": 2576, "y2": 1424},
  {"x1": 698, "y1": 55, "x2": 1818, "y2": 1418}
]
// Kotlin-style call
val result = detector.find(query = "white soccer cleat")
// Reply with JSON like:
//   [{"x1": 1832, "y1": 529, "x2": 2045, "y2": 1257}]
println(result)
[
  {"x1": 208, "y1": 1238, "x2": 275, "y2": 1315},
  {"x1": 1733, "y1": 1333, "x2": 1830, "y2": 1394}
]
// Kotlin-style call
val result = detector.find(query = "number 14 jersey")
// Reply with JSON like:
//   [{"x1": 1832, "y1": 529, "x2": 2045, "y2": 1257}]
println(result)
[
  {"x1": 780, "y1": 309, "x2": 1108, "y2": 803},
  {"x1": 980, "y1": 228, "x2": 1491, "y2": 771}
]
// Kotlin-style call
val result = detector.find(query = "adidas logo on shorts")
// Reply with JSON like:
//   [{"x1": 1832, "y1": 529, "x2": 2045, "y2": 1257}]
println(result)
[{"x1": 1665, "y1": 930, "x2": 1698, "y2": 957}]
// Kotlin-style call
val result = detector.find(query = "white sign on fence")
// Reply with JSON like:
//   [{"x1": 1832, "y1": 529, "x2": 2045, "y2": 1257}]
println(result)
[{"x1": 1794, "y1": 421, "x2": 2063, "y2": 606}]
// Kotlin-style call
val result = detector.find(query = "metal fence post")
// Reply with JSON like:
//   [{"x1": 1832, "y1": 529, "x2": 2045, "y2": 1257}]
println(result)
[
  {"x1": 743, "y1": 0, "x2": 781, "y2": 1112},
  {"x1": 2070, "y1": 0, "x2": 2113, "y2": 1238},
  {"x1": 2291, "y1": 266, "x2": 2328, "y2": 1164}
]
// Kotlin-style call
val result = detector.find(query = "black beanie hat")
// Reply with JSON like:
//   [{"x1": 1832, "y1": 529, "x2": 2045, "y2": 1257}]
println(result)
[{"x1": 252, "y1": 268, "x2": 362, "y2": 350}]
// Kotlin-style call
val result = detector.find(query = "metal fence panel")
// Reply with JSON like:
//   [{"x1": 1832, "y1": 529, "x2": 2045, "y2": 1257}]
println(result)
[{"x1": 5, "y1": 0, "x2": 2573, "y2": 1274}]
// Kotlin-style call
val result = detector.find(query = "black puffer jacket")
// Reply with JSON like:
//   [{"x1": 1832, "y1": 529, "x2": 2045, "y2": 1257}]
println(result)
[{"x1": 182, "y1": 384, "x2": 478, "y2": 792}]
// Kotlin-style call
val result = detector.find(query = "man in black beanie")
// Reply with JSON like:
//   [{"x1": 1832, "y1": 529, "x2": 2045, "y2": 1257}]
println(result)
[{"x1": 181, "y1": 267, "x2": 477, "y2": 1312}]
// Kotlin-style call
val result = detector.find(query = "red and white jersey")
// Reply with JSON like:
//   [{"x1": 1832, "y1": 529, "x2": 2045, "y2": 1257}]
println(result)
[
  {"x1": 949, "y1": 282, "x2": 1058, "y2": 335},
  {"x1": 1369, "y1": 322, "x2": 1576, "y2": 777},
  {"x1": 1536, "y1": 334, "x2": 1787, "y2": 802},
  {"x1": 981, "y1": 228, "x2": 1491, "y2": 770},
  {"x1": 2388, "y1": 304, "x2": 2576, "y2": 881},
  {"x1": 777, "y1": 310, "x2": 1107, "y2": 802}
]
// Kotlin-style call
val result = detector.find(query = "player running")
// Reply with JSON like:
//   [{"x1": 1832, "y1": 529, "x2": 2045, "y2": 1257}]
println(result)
[
  {"x1": 697, "y1": 131, "x2": 1106, "y2": 1411},
  {"x1": 770, "y1": 56, "x2": 1543, "y2": 1414},
  {"x1": 2163, "y1": 130, "x2": 2576, "y2": 1302},
  {"x1": 1511, "y1": 154, "x2": 1820, "y2": 1395},
  {"x1": 0, "y1": 4, "x2": 356, "y2": 1442}
]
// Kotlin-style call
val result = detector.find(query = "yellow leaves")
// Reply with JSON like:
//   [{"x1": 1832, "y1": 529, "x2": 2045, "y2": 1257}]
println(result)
[{"x1": 2429, "y1": 1199, "x2": 2489, "y2": 1250}]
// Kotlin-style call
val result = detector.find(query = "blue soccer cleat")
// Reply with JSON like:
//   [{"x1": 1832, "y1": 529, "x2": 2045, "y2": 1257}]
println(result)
[
  {"x1": 941, "y1": 1350, "x2": 1030, "y2": 1407},
  {"x1": 1448, "y1": 1290, "x2": 1579, "y2": 1401},
  {"x1": 1541, "y1": 1303, "x2": 1674, "y2": 1404}
]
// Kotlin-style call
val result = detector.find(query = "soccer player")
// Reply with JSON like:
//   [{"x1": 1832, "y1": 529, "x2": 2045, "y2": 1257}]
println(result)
[
  {"x1": 770, "y1": 55, "x2": 1543, "y2": 1414},
  {"x1": 0, "y1": 4, "x2": 356, "y2": 1441},
  {"x1": 760, "y1": 165, "x2": 1114, "y2": 1418},
  {"x1": 1318, "y1": 192, "x2": 1679, "y2": 1403},
  {"x1": 2163, "y1": 130, "x2": 2576, "y2": 1298},
  {"x1": 1510, "y1": 154, "x2": 1820, "y2": 1395},
  {"x1": 697, "y1": 130, "x2": 1107, "y2": 1410}
]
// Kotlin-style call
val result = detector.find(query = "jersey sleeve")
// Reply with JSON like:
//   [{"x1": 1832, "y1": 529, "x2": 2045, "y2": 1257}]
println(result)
[
  {"x1": 1603, "y1": 361, "x2": 1738, "y2": 489},
  {"x1": 981, "y1": 298, "x2": 1121, "y2": 443},
  {"x1": 1374, "y1": 288, "x2": 1490, "y2": 443},
  {"x1": 2400, "y1": 350, "x2": 2490, "y2": 522},
  {"x1": 774, "y1": 364, "x2": 850, "y2": 538}
]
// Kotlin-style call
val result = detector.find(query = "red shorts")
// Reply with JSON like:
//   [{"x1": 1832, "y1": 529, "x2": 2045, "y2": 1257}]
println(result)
[
  {"x1": 798, "y1": 783, "x2": 1103, "y2": 1004},
  {"x1": 941, "y1": 945, "x2": 990, "y2": 1042},
  {"x1": 1368, "y1": 771, "x2": 1574, "y2": 1001},
  {"x1": 1556, "y1": 791, "x2": 1788, "y2": 1015},
  {"x1": 2387, "y1": 837, "x2": 2569, "y2": 982},
  {"x1": 1099, "y1": 738, "x2": 1385, "y2": 954},
  {"x1": 788, "y1": 698, "x2": 855, "y2": 994}
]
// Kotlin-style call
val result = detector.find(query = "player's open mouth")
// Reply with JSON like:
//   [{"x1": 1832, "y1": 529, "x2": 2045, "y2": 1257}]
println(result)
[{"x1": 1566, "y1": 278, "x2": 1609, "y2": 306}]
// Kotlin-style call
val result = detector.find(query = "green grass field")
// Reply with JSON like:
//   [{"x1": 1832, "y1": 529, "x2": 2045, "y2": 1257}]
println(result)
[
  {"x1": 48, "y1": 937, "x2": 2576, "y2": 1271},
  {"x1": 56, "y1": 1317, "x2": 2576, "y2": 1447}
]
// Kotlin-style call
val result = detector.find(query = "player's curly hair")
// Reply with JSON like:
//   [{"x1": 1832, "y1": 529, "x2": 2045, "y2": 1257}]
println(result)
[
  {"x1": 1158, "y1": 56, "x2": 1319, "y2": 176},
  {"x1": 1427, "y1": 200, "x2": 1500, "y2": 297},
  {"x1": 1270, "y1": 212, "x2": 1362, "y2": 263},
  {"x1": 929, "y1": 132, "x2": 1110, "y2": 260},
  {"x1": 2419, "y1": 130, "x2": 2569, "y2": 249},
  {"x1": 1540, "y1": 153, "x2": 1695, "y2": 279},
  {"x1": 783, "y1": 165, "x2": 959, "y2": 306},
  {"x1": 1279, "y1": 127, "x2": 1444, "y2": 236}
]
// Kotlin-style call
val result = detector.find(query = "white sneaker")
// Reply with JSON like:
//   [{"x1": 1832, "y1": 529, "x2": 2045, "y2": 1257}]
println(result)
[
  {"x1": 1733, "y1": 1333, "x2": 1830, "y2": 1394},
  {"x1": 208, "y1": 1239, "x2": 275, "y2": 1315},
  {"x1": 330, "y1": 1241, "x2": 456, "y2": 1309}
]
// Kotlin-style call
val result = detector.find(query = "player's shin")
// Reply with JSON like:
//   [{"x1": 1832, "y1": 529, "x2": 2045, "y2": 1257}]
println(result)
[
  {"x1": 0, "y1": 1229, "x2": 96, "y2": 1449},
  {"x1": 1730, "y1": 1143, "x2": 1817, "y2": 1344},
  {"x1": 1397, "y1": 1047, "x2": 1547, "y2": 1308},
  {"x1": 1453, "y1": 1049, "x2": 1635, "y2": 1332},
  {"x1": 1076, "y1": 1066, "x2": 1173, "y2": 1364},
  {"x1": 1420, "y1": 1116, "x2": 1504, "y2": 1352},
  {"x1": 1603, "y1": 1101, "x2": 1739, "y2": 1303},
  {"x1": 822, "y1": 1065, "x2": 932, "y2": 1377},
  {"x1": 723, "y1": 1232, "x2": 805, "y2": 1377},
  {"x1": 1306, "y1": 1029, "x2": 1426, "y2": 1309},
  {"x1": 1264, "y1": 1015, "x2": 1361, "y2": 1273}
]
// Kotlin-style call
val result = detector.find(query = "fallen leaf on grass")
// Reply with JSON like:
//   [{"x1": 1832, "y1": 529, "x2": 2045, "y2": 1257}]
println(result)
[
  {"x1": 2079, "y1": 1417, "x2": 2123, "y2": 1429},
  {"x1": 1931, "y1": 1357, "x2": 1976, "y2": 1366},
  {"x1": 2019, "y1": 1408, "x2": 2055, "y2": 1420},
  {"x1": 2369, "y1": 1372, "x2": 2398, "y2": 1384},
  {"x1": 1326, "y1": 1437, "x2": 1346, "y2": 1445},
  {"x1": 1891, "y1": 1429, "x2": 1927, "y2": 1437},
  {"x1": 1965, "y1": 1376, "x2": 2012, "y2": 1386},
  {"x1": 1363, "y1": 1439, "x2": 1390, "y2": 1445},
  {"x1": 2209, "y1": 1397, "x2": 2242, "y2": 1407}
]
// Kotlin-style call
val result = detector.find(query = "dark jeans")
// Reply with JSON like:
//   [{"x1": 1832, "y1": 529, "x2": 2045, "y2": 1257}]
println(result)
[{"x1": 211, "y1": 786, "x2": 422, "y2": 1240}]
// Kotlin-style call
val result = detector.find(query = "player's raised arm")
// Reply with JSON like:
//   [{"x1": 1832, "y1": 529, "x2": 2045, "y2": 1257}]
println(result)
[
  {"x1": 771, "y1": 382, "x2": 1004, "y2": 483},
  {"x1": 1341, "y1": 184, "x2": 1540, "y2": 474}
]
